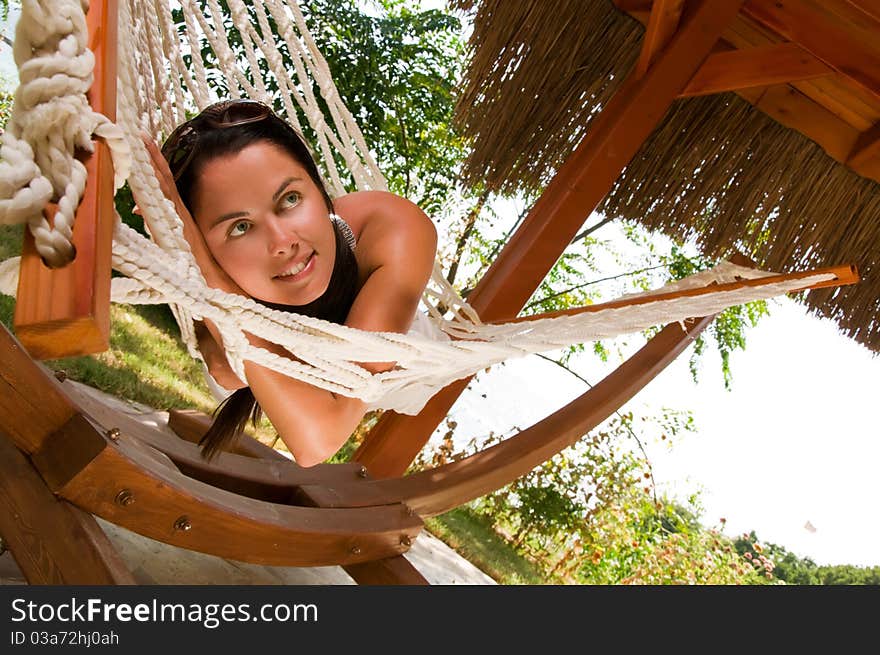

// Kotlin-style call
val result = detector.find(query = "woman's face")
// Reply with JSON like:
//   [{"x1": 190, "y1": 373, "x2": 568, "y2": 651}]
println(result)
[{"x1": 192, "y1": 141, "x2": 336, "y2": 306}]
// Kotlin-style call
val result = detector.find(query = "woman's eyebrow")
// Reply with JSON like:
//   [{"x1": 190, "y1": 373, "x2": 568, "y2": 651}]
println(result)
[
  {"x1": 210, "y1": 211, "x2": 248, "y2": 229},
  {"x1": 208, "y1": 177, "x2": 305, "y2": 229},
  {"x1": 273, "y1": 177, "x2": 303, "y2": 202}
]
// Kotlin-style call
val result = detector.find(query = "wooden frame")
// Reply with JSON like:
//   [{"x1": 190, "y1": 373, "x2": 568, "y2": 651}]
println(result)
[
  {"x1": 0, "y1": 0, "x2": 863, "y2": 586},
  {"x1": 12, "y1": 0, "x2": 118, "y2": 360}
]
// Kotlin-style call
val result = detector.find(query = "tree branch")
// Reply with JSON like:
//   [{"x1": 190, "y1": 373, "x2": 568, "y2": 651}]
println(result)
[
  {"x1": 446, "y1": 189, "x2": 489, "y2": 286},
  {"x1": 533, "y1": 353, "x2": 658, "y2": 503}
]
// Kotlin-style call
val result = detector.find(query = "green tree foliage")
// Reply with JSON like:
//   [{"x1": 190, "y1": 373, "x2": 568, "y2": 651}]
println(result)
[
  {"x1": 302, "y1": 0, "x2": 467, "y2": 216},
  {"x1": 735, "y1": 532, "x2": 880, "y2": 585},
  {"x1": 0, "y1": 75, "x2": 11, "y2": 127},
  {"x1": 419, "y1": 410, "x2": 769, "y2": 584}
]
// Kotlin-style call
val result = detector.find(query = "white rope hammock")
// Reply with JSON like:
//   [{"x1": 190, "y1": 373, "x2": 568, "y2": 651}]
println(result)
[{"x1": 0, "y1": 0, "x2": 836, "y2": 415}]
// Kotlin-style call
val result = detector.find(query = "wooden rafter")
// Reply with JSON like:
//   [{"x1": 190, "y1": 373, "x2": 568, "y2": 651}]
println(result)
[
  {"x1": 741, "y1": 0, "x2": 880, "y2": 104},
  {"x1": 617, "y1": 0, "x2": 880, "y2": 182},
  {"x1": 634, "y1": 0, "x2": 684, "y2": 77},
  {"x1": 680, "y1": 42, "x2": 833, "y2": 97}
]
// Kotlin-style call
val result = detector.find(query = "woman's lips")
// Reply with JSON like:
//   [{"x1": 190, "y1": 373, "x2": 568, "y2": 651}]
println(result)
[{"x1": 274, "y1": 252, "x2": 316, "y2": 283}]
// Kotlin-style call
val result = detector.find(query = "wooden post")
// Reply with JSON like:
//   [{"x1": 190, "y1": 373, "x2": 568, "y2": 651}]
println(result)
[
  {"x1": 355, "y1": 0, "x2": 747, "y2": 478},
  {"x1": 13, "y1": 0, "x2": 118, "y2": 360}
]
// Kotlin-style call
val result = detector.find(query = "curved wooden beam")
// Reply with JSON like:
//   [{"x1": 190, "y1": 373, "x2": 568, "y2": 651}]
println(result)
[
  {"x1": 38, "y1": 411, "x2": 422, "y2": 568},
  {"x1": 1, "y1": 323, "x2": 421, "y2": 568},
  {"x1": 355, "y1": 0, "x2": 747, "y2": 476},
  {"x1": 321, "y1": 316, "x2": 714, "y2": 516},
  {"x1": 63, "y1": 382, "x2": 373, "y2": 504}
]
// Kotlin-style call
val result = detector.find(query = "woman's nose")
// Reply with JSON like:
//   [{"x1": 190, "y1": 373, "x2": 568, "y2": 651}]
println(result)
[{"x1": 266, "y1": 216, "x2": 297, "y2": 255}]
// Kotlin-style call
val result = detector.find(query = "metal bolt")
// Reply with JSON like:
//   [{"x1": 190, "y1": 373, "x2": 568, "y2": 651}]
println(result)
[
  {"x1": 173, "y1": 516, "x2": 192, "y2": 532},
  {"x1": 115, "y1": 490, "x2": 135, "y2": 507},
  {"x1": 54, "y1": 370, "x2": 68, "y2": 382},
  {"x1": 357, "y1": 466, "x2": 368, "y2": 478},
  {"x1": 400, "y1": 535, "x2": 412, "y2": 547},
  {"x1": 106, "y1": 427, "x2": 121, "y2": 442},
  {"x1": 350, "y1": 546, "x2": 362, "y2": 555}
]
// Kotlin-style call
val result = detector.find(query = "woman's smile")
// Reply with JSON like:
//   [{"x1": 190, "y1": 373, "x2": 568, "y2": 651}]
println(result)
[{"x1": 274, "y1": 251, "x2": 316, "y2": 282}]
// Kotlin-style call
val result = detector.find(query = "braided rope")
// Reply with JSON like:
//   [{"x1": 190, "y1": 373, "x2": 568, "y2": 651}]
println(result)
[
  {"x1": 0, "y1": 0, "x2": 836, "y2": 415},
  {"x1": 0, "y1": 0, "x2": 130, "y2": 266}
]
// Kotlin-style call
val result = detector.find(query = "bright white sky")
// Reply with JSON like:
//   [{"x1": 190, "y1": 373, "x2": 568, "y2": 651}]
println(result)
[
  {"x1": 3, "y1": 4, "x2": 877, "y2": 568},
  {"x1": 441, "y1": 289, "x2": 880, "y2": 568}
]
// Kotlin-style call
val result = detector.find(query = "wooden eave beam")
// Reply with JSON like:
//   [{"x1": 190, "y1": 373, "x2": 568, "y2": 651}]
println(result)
[
  {"x1": 634, "y1": 0, "x2": 685, "y2": 78},
  {"x1": 13, "y1": 0, "x2": 118, "y2": 360},
  {"x1": 618, "y1": 0, "x2": 880, "y2": 182},
  {"x1": 355, "y1": 0, "x2": 746, "y2": 479},
  {"x1": 847, "y1": 121, "x2": 880, "y2": 169},
  {"x1": 680, "y1": 42, "x2": 833, "y2": 97},
  {"x1": 753, "y1": 83, "x2": 880, "y2": 181},
  {"x1": 741, "y1": 0, "x2": 880, "y2": 104}
]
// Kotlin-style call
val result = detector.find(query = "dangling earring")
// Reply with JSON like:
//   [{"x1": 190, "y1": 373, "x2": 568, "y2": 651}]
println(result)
[{"x1": 330, "y1": 213, "x2": 357, "y2": 251}]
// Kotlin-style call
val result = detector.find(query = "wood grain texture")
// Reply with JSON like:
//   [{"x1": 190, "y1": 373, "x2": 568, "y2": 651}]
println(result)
[
  {"x1": 13, "y1": 0, "x2": 117, "y2": 359},
  {"x1": 0, "y1": 432, "x2": 135, "y2": 584}
]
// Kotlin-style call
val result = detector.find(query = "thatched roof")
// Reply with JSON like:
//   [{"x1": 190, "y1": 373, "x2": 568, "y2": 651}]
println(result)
[{"x1": 451, "y1": 0, "x2": 880, "y2": 353}]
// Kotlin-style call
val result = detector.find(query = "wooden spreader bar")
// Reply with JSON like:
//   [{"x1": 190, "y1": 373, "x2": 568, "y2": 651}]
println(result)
[
  {"x1": 13, "y1": 0, "x2": 118, "y2": 360},
  {"x1": 501, "y1": 263, "x2": 859, "y2": 325}
]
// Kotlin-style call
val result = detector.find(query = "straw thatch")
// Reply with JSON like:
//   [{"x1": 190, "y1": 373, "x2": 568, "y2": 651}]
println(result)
[{"x1": 451, "y1": 0, "x2": 880, "y2": 353}]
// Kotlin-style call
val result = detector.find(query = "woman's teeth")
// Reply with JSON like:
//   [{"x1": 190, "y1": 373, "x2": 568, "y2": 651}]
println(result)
[{"x1": 277, "y1": 254, "x2": 311, "y2": 278}]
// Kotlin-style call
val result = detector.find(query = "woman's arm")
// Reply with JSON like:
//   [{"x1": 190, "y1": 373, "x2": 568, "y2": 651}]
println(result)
[
  {"x1": 143, "y1": 136, "x2": 435, "y2": 465},
  {"x1": 230, "y1": 191, "x2": 437, "y2": 466}
]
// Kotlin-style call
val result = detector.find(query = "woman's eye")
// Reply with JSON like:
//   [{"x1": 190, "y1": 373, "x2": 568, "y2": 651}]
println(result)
[
  {"x1": 279, "y1": 191, "x2": 301, "y2": 209},
  {"x1": 228, "y1": 220, "x2": 251, "y2": 237}
]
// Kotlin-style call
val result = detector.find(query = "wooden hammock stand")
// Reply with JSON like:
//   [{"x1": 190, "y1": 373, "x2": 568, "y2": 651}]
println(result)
[{"x1": 0, "y1": 0, "x2": 863, "y2": 585}]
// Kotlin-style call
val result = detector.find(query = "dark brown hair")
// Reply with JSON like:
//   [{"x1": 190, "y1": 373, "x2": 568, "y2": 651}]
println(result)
[{"x1": 163, "y1": 105, "x2": 359, "y2": 461}]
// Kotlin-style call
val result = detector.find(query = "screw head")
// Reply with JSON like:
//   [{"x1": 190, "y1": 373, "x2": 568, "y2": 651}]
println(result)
[
  {"x1": 350, "y1": 546, "x2": 362, "y2": 555},
  {"x1": 357, "y1": 466, "x2": 368, "y2": 478},
  {"x1": 115, "y1": 490, "x2": 135, "y2": 507},
  {"x1": 400, "y1": 535, "x2": 412, "y2": 547},
  {"x1": 173, "y1": 516, "x2": 192, "y2": 532},
  {"x1": 106, "y1": 427, "x2": 121, "y2": 442}
]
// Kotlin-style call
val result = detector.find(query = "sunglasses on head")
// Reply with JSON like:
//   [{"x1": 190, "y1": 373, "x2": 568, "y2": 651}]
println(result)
[{"x1": 161, "y1": 99, "x2": 275, "y2": 181}]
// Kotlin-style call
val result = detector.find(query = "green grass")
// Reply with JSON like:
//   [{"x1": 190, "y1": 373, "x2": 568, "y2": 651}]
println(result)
[{"x1": 425, "y1": 506, "x2": 548, "y2": 584}]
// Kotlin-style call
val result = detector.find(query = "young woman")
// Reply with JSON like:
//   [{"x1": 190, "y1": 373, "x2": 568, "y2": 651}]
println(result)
[{"x1": 141, "y1": 99, "x2": 437, "y2": 466}]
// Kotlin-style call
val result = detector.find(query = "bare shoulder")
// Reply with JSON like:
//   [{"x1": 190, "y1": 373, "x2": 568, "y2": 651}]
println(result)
[
  {"x1": 335, "y1": 191, "x2": 433, "y2": 235},
  {"x1": 334, "y1": 190, "x2": 437, "y2": 271}
]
